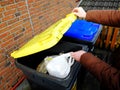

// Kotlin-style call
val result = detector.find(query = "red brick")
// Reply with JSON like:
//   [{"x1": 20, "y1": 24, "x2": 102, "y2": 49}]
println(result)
[
  {"x1": 17, "y1": 37, "x2": 26, "y2": 47},
  {"x1": 10, "y1": 26, "x2": 21, "y2": 33},
  {"x1": 2, "y1": 34, "x2": 13, "y2": 42},
  {"x1": 9, "y1": 58, "x2": 15, "y2": 65},
  {"x1": 0, "y1": 60, "x2": 6, "y2": 70},
  {"x1": 14, "y1": 33, "x2": 24, "y2": 40},
  {"x1": 1, "y1": 39, "x2": 13, "y2": 47},
  {"x1": 0, "y1": 26, "x2": 12, "y2": 34},
  {"x1": 0, "y1": 67, "x2": 10, "y2": 76},
  {"x1": 30, "y1": 8, "x2": 40, "y2": 15},
  {"x1": 0, "y1": 86, "x2": 4, "y2": 90},
  {"x1": 0, "y1": 54, "x2": 3, "y2": 61},
  {"x1": 17, "y1": 1, "x2": 26, "y2": 7},
  {"x1": 2, "y1": 15, "x2": 14, "y2": 22},
  {"x1": 15, "y1": 68, "x2": 22, "y2": 73},
  {"x1": 15, "y1": 28, "x2": 24, "y2": 35},
  {"x1": 4, "y1": 83, "x2": 11, "y2": 90},
  {"x1": 25, "y1": 31, "x2": 33, "y2": 39},
  {"x1": 28, "y1": 0, "x2": 34, "y2": 3},
  {"x1": 21, "y1": 10, "x2": 28, "y2": 15},
  {"x1": 8, "y1": 78, "x2": 17, "y2": 87},
  {"x1": 0, "y1": 1, "x2": 9, "y2": 6},
  {"x1": 0, "y1": 7, "x2": 4, "y2": 12},
  {"x1": 4, "y1": 9, "x2": 16, "y2": 16},
  {"x1": 4, "y1": 69, "x2": 14, "y2": 80},
  {"x1": 23, "y1": 21, "x2": 31, "y2": 27},
  {"x1": 17, "y1": 5, "x2": 27, "y2": 11},
  {"x1": 0, "y1": 48, "x2": 4, "y2": 53},
  {"x1": 0, "y1": 54, "x2": 6, "y2": 62},
  {"x1": 8, "y1": 21, "x2": 22, "y2": 32},
  {"x1": 5, "y1": 46, "x2": 15, "y2": 56},
  {"x1": 15, "y1": 0, "x2": 25, "y2": 3},
  {"x1": 0, "y1": 0, "x2": 14, "y2": 6},
  {"x1": 0, "y1": 31, "x2": 10, "y2": 39},
  {"x1": 6, "y1": 4, "x2": 17, "y2": 10},
  {"x1": 19, "y1": 13, "x2": 29, "y2": 20},
  {"x1": 7, "y1": 18, "x2": 19, "y2": 25},
  {"x1": 11, "y1": 21, "x2": 22, "y2": 28},
  {"x1": 0, "y1": 22, "x2": 7, "y2": 29},
  {"x1": 0, "y1": 13, "x2": 3, "y2": 18},
  {"x1": 9, "y1": 0, "x2": 15, "y2": 4}
]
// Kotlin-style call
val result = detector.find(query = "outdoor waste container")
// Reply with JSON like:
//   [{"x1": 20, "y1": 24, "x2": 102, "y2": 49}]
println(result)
[
  {"x1": 63, "y1": 20, "x2": 102, "y2": 51},
  {"x1": 15, "y1": 40, "x2": 88, "y2": 90},
  {"x1": 11, "y1": 14, "x2": 90, "y2": 90}
]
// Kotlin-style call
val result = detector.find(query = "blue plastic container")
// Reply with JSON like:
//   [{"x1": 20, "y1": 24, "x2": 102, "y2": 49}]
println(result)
[{"x1": 64, "y1": 20, "x2": 102, "y2": 42}]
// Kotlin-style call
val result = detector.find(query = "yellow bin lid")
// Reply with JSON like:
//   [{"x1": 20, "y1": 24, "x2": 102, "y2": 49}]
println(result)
[{"x1": 11, "y1": 13, "x2": 77, "y2": 58}]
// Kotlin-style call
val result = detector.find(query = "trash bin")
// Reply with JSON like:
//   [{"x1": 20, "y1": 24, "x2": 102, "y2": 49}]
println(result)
[
  {"x1": 15, "y1": 40, "x2": 88, "y2": 90},
  {"x1": 63, "y1": 19, "x2": 102, "y2": 51},
  {"x1": 63, "y1": 19, "x2": 102, "y2": 89}
]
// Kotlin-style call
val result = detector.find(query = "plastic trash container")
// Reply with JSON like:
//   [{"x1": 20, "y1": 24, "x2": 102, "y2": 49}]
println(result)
[
  {"x1": 64, "y1": 19, "x2": 102, "y2": 45},
  {"x1": 15, "y1": 40, "x2": 88, "y2": 90}
]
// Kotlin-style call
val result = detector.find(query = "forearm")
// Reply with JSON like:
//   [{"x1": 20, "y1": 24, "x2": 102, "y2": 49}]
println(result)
[
  {"x1": 86, "y1": 10, "x2": 120, "y2": 27},
  {"x1": 80, "y1": 53, "x2": 120, "y2": 89}
]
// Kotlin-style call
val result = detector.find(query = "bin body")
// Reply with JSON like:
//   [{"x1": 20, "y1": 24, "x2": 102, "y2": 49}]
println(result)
[{"x1": 15, "y1": 40, "x2": 88, "y2": 90}]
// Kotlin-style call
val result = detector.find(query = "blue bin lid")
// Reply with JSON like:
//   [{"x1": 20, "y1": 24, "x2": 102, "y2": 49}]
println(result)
[{"x1": 64, "y1": 20, "x2": 101, "y2": 41}]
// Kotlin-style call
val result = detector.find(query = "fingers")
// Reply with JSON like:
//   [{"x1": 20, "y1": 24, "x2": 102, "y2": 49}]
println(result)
[
  {"x1": 72, "y1": 7, "x2": 86, "y2": 18},
  {"x1": 70, "y1": 50, "x2": 86, "y2": 62},
  {"x1": 72, "y1": 7, "x2": 79, "y2": 13},
  {"x1": 72, "y1": 8, "x2": 79, "y2": 16},
  {"x1": 72, "y1": 12, "x2": 78, "y2": 16}
]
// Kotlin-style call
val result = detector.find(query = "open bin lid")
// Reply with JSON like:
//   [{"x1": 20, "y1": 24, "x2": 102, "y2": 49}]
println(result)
[
  {"x1": 11, "y1": 13, "x2": 77, "y2": 58},
  {"x1": 64, "y1": 19, "x2": 102, "y2": 44}
]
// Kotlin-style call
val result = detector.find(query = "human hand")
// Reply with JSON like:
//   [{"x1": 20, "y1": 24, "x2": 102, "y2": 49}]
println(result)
[
  {"x1": 72, "y1": 7, "x2": 86, "y2": 19},
  {"x1": 70, "y1": 50, "x2": 86, "y2": 62}
]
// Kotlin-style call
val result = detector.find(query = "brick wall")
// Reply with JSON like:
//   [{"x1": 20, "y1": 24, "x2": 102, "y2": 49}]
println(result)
[{"x1": 0, "y1": 0, "x2": 78, "y2": 90}]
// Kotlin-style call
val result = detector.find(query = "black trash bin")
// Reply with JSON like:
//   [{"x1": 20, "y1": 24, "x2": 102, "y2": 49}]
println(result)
[{"x1": 15, "y1": 40, "x2": 88, "y2": 90}]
